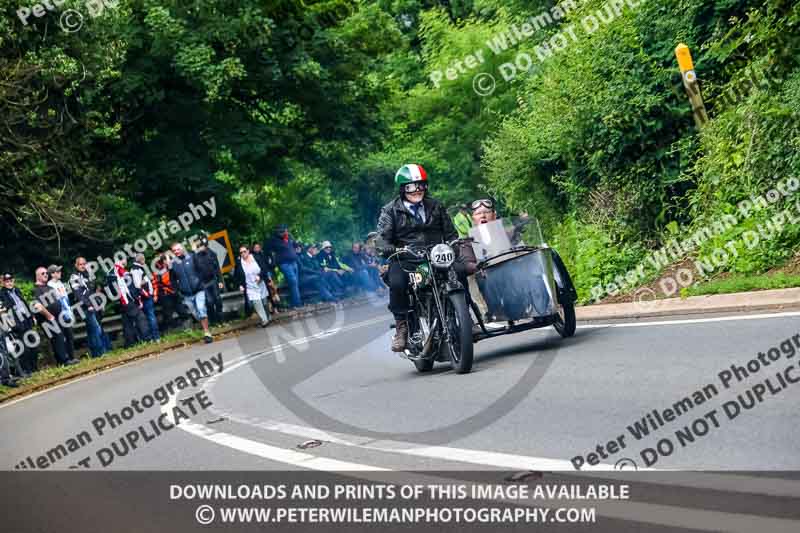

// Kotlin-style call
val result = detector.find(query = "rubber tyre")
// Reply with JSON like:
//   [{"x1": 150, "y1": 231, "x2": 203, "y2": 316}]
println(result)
[
  {"x1": 554, "y1": 299, "x2": 576, "y2": 338},
  {"x1": 414, "y1": 357, "x2": 434, "y2": 373},
  {"x1": 552, "y1": 250, "x2": 577, "y2": 303},
  {"x1": 446, "y1": 292, "x2": 474, "y2": 374}
]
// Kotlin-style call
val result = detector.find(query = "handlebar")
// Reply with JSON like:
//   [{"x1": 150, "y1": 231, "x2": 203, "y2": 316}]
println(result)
[
  {"x1": 386, "y1": 238, "x2": 473, "y2": 261},
  {"x1": 449, "y1": 237, "x2": 473, "y2": 247},
  {"x1": 387, "y1": 246, "x2": 426, "y2": 261}
]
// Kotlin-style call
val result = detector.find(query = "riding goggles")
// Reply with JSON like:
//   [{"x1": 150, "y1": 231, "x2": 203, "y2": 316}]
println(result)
[
  {"x1": 403, "y1": 182, "x2": 428, "y2": 193},
  {"x1": 470, "y1": 198, "x2": 495, "y2": 211}
]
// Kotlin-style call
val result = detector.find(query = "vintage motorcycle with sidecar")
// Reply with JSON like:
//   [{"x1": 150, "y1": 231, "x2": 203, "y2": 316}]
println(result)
[{"x1": 379, "y1": 215, "x2": 577, "y2": 375}]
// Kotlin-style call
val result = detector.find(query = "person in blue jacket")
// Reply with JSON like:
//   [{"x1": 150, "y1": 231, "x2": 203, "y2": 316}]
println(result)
[
  {"x1": 169, "y1": 242, "x2": 213, "y2": 343},
  {"x1": 265, "y1": 225, "x2": 303, "y2": 309}
]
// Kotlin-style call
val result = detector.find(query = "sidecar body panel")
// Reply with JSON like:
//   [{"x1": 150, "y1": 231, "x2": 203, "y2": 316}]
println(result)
[
  {"x1": 477, "y1": 248, "x2": 558, "y2": 322},
  {"x1": 468, "y1": 218, "x2": 560, "y2": 325}
]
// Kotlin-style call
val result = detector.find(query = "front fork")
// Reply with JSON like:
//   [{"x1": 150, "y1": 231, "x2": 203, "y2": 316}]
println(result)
[{"x1": 431, "y1": 269, "x2": 463, "y2": 348}]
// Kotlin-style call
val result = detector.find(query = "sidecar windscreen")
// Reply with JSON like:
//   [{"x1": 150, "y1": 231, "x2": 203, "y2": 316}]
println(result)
[{"x1": 468, "y1": 216, "x2": 544, "y2": 262}]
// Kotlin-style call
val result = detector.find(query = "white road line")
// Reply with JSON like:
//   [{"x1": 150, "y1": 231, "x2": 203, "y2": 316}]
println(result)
[
  {"x1": 578, "y1": 310, "x2": 800, "y2": 328},
  {"x1": 169, "y1": 406, "x2": 800, "y2": 532},
  {"x1": 169, "y1": 309, "x2": 800, "y2": 498},
  {"x1": 205, "y1": 310, "x2": 800, "y2": 386},
  {"x1": 180, "y1": 418, "x2": 386, "y2": 472},
  {"x1": 163, "y1": 389, "x2": 385, "y2": 471},
  {"x1": 199, "y1": 408, "x2": 800, "y2": 499},
  {"x1": 210, "y1": 315, "x2": 389, "y2": 377},
  {"x1": 159, "y1": 310, "x2": 800, "y2": 530}
]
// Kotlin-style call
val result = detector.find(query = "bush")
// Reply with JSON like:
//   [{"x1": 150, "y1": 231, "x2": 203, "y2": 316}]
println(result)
[{"x1": 550, "y1": 217, "x2": 647, "y2": 302}]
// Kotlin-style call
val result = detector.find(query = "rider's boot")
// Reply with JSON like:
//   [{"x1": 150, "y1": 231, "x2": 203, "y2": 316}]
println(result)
[{"x1": 391, "y1": 319, "x2": 408, "y2": 352}]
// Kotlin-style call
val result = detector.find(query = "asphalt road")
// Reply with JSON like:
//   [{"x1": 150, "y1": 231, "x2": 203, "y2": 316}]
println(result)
[{"x1": 2, "y1": 296, "x2": 800, "y2": 532}]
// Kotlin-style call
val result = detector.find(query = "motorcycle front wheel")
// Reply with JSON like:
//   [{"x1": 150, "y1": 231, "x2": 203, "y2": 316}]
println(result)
[
  {"x1": 409, "y1": 305, "x2": 435, "y2": 373},
  {"x1": 445, "y1": 292, "x2": 474, "y2": 374}
]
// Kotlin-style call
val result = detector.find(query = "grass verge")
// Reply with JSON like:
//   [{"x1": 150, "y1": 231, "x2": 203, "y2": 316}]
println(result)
[
  {"x1": 0, "y1": 323, "x2": 246, "y2": 403},
  {"x1": 680, "y1": 272, "x2": 800, "y2": 298}
]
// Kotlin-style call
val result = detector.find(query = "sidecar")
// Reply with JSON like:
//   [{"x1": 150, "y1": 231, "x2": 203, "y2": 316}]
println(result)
[{"x1": 467, "y1": 217, "x2": 577, "y2": 341}]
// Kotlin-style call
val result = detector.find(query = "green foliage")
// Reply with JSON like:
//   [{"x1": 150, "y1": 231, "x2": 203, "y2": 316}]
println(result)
[
  {"x1": 550, "y1": 217, "x2": 647, "y2": 302},
  {"x1": 1, "y1": 0, "x2": 402, "y2": 271},
  {"x1": 682, "y1": 271, "x2": 800, "y2": 297},
  {"x1": 3, "y1": 0, "x2": 800, "y2": 299},
  {"x1": 480, "y1": 0, "x2": 800, "y2": 296},
  {"x1": 15, "y1": 280, "x2": 35, "y2": 302},
  {"x1": 693, "y1": 204, "x2": 800, "y2": 275},
  {"x1": 484, "y1": 0, "x2": 699, "y2": 238},
  {"x1": 679, "y1": 2, "x2": 800, "y2": 284}
]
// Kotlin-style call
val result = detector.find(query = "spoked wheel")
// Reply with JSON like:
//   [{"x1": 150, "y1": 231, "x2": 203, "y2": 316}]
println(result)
[
  {"x1": 554, "y1": 300, "x2": 576, "y2": 338},
  {"x1": 409, "y1": 309, "x2": 435, "y2": 373},
  {"x1": 445, "y1": 292, "x2": 474, "y2": 374}
]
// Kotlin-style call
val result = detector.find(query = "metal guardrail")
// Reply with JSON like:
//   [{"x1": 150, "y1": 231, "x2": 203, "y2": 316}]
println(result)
[{"x1": 72, "y1": 285, "x2": 316, "y2": 341}]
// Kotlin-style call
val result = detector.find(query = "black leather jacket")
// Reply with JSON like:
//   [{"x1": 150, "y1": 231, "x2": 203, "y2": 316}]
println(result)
[
  {"x1": 376, "y1": 196, "x2": 457, "y2": 256},
  {"x1": 0, "y1": 287, "x2": 35, "y2": 334}
]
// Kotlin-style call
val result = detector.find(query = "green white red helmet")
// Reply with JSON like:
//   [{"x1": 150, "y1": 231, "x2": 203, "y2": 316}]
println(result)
[{"x1": 394, "y1": 164, "x2": 428, "y2": 187}]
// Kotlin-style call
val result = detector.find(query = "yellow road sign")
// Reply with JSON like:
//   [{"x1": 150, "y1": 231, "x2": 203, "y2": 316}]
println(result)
[{"x1": 207, "y1": 230, "x2": 236, "y2": 274}]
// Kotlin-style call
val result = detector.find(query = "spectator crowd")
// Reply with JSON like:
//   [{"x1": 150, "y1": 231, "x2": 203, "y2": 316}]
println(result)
[
  {"x1": 0, "y1": 225, "x2": 387, "y2": 388},
  {"x1": 235, "y1": 225, "x2": 387, "y2": 327}
]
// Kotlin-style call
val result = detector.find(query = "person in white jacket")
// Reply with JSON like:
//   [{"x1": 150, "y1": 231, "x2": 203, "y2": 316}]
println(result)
[{"x1": 130, "y1": 254, "x2": 160, "y2": 341}]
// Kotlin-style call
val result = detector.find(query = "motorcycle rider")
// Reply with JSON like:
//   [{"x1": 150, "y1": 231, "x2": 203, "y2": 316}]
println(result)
[{"x1": 376, "y1": 164, "x2": 457, "y2": 352}]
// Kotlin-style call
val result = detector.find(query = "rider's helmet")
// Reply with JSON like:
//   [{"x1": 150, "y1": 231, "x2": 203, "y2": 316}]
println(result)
[{"x1": 395, "y1": 164, "x2": 428, "y2": 195}]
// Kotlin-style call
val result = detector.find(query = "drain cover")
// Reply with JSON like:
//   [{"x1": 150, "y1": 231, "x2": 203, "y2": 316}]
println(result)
[
  {"x1": 297, "y1": 439, "x2": 323, "y2": 450},
  {"x1": 504, "y1": 471, "x2": 544, "y2": 482}
]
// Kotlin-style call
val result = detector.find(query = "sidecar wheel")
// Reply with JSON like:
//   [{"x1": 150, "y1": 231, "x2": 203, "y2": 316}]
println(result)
[{"x1": 554, "y1": 300, "x2": 576, "y2": 338}]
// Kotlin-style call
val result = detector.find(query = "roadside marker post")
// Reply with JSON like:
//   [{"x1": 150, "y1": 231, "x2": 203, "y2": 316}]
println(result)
[{"x1": 675, "y1": 43, "x2": 709, "y2": 128}]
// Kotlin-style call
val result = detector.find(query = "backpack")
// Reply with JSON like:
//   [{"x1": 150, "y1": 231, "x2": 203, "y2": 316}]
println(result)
[{"x1": 105, "y1": 269, "x2": 139, "y2": 301}]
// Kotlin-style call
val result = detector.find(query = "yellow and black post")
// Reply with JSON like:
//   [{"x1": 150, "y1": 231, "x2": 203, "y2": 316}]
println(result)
[{"x1": 675, "y1": 43, "x2": 709, "y2": 128}]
